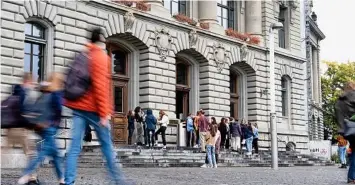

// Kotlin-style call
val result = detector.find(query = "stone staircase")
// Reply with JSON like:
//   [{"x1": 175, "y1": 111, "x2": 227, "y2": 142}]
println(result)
[{"x1": 46, "y1": 146, "x2": 334, "y2": 168}]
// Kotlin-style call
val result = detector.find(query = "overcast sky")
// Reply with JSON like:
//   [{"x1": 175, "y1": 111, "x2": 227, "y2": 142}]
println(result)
[{"x1": 313, "y1": 0, "x2": 355, "y2": 63}]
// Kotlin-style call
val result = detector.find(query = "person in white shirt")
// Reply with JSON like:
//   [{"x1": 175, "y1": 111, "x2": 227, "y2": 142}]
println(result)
[{"x1": 154, "y1": 110, "x2": 169, "y2": 149}]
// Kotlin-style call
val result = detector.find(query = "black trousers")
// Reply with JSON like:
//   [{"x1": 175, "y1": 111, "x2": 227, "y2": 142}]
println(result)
[
  {"x1": 186, "y1": 130, "x2": 195, "y2": 147},
  {"x1": 154, "y1": 126, "x2": 167, "y2": 146},
  {"x1": 253, "y1": 138, "x2": 259, "y2": 153},
  {"x1": 147, "y1": 129, "x2": 155, "y2": 147}
]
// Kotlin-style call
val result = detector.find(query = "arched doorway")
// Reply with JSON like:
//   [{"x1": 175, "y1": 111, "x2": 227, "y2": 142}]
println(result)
[
  {"x1": 107, "y1": 42, "x2": 129, "y2": 145},
  {"x1": 176, "y1": 59, "x2": 190, "y2": 119}
]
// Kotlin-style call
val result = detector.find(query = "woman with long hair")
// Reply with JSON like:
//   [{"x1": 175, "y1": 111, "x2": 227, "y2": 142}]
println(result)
[
  {"x1": 134, "y1": 106, "x2": 144, "y2": 146},
  {"x1": 154, "y1": 110, "x2": 169, "y2": 149},
  {"x1": 211, "y1": 117, "x2": 217, "y2": 125},
  {"x1": 252, "y1": 123, "x2": 259, "y2": 154},
  {"x1": 205, "y1": 124, "x2": 218, "y2": 168}
]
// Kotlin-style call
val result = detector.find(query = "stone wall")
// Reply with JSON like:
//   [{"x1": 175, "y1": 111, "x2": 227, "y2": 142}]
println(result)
[{"x1": 1, "y1": 0, "x2": 309, "y2": 154}]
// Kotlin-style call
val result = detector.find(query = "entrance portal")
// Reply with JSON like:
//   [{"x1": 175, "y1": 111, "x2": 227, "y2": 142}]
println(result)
[{"x1": 107, "y1": 43, "x2": 129, "y2": 145}]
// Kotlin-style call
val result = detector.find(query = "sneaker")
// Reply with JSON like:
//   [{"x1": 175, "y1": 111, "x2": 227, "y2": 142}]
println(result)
[
  {"x1": 246, "y1": 152, "x2": 252, "y2": 156},
  {"x1": 200, "y1": 164, "x2": 207, "y2": 168},
  {"x1": 194, "y1": 145, "x2": 199, "y2": 148},
  {"x1": 213, "y1": 165, "x2": 218, "y2": 168},
  {"x1": 162, "y1": 146, "x2": 167, "y2": 150},
  {"x1": 17, "y1": 175, "x2": 30, "y2": 185}
]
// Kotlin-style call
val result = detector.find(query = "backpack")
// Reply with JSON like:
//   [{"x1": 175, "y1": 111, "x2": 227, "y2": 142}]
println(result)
[
  {"x1": 1, "y1": 95, "x2": 22, "y2": 128},
  {"x1": 22, "y1": 93, "x2": 53, "y2": 125},
  {"x1": 64, "y1": 52, "x2": 90, "y2": 100}
]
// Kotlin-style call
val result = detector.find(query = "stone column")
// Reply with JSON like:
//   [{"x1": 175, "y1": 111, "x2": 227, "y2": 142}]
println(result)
[
  {"x1": 198, "y1": 0, "x2": 224, "y2": 35},
  {"x1": 312, "y1": 48, "x2": 319, "y2": 103},
  {"x1": 145, "y1": 0, "x2": 171, "y2": 18},
  {"x1": 245, "y1": 1, "x2": 262, "y2": 35}
]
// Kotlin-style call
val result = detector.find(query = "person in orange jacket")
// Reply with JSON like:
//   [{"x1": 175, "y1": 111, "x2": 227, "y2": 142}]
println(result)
[{"x1": 337, "y1": 135, "x2": 348, "y2": 168}]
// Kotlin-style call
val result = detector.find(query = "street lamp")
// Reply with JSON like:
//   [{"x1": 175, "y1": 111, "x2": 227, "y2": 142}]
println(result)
[{"x1": 269, "y1": 22, "x2": 283, "y2": 170}]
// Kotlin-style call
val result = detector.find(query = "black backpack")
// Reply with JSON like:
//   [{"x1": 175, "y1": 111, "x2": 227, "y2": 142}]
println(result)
[{"x1": 64, "y1": 52, "x2": 91, "y2": 100}]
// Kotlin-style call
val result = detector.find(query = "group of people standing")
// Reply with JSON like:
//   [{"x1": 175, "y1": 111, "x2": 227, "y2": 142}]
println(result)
[
  {"x1": 184, "y1": 110, "x2": 259, "y2": 168},
  {"x1": 127, "y1": 108, "x2": 169, "y2": 149}
]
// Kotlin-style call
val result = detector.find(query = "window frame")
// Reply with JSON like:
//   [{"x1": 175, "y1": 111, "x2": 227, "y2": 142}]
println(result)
[
  {"x1": 24, "y1": 22, "x2": 47, "y2": 82},
  {"x1": 217, "y1": 0, "x2": 235, "y2": 30},
  {"x1": 278, "y1": 4, "x2": 290, "y2": 49},
  {"x1": 163, "y1": 0, "x2": 187, "y2": 15},
  {"x1": 176, "y1": 60, "x2": 190, "y2": 89},
  {"x1": 281, "y1": 75, "x2": 291, "y2": 117}
]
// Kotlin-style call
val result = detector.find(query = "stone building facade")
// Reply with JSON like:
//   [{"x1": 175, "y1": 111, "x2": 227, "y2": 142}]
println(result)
[
  {"x1": 303, "y1": 0, "x2": 325, "y2": 140},
  {"x1": 1, "y1": 0, "x2": 319, "y2": 155}
]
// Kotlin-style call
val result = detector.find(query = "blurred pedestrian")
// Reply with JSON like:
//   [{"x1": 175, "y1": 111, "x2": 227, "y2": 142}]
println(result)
[
  {"x1": 134, "y1": 106, "x2": 145, "y2": 146},
  {"x1": 230, "y1": 118, "x2": 242, "y2": 152},
  {"x1": 17, "y1": 73, "x2": 65, "y2": 185},
  {"x1": 243, "y1": 122, "x2": 254, "y2": 155},
  {"x1": 337, "y1": 135, "x2": 348, "y2": 168},
  {"x1": 198, "y1": 110, "x2": 209, "y2": 152},
  {"x1": 64, "y1": 28, "x2": 127, "y2": 185},
  {"x1": 205, "y1": 124, "x2": 218, "y2": 168},
  {"x1": 218, "y1": 118, "x2": 227, "y2": 150}
]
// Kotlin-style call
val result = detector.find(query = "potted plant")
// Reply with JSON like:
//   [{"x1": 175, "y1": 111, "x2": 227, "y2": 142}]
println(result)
[
  {"x1": 136, "y1": 1, "x2": 150, "y2": 11},
  {"x1": 200, "y1": 22, "x2": 209, "y2": 30}
]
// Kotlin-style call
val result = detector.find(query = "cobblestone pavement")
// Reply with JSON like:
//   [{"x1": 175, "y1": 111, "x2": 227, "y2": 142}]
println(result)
[{"x1": 1, "y1": 166, "x2": 348, "y2": 185}]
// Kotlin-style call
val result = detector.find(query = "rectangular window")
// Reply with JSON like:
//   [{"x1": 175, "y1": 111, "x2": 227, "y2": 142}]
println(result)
[
  {"x1": 217, "y1": 0, "x2": 235, "y2": 29},
  {"x1": 281, "y1": 77, "x2": 288, "y2": 117},
  {"x1": 278, "y1": 6, "x2": 287, "y2": 48},
  {"x1": 176, "y1": 63, "x2": 188, "y2": 85},
  {"x1": 164, "y1": 0, "x2": 186, "y2": 15}
]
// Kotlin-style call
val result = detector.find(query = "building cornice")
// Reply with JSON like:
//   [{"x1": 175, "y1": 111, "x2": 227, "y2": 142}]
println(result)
[
  {"x1": 308, "y1": 16, "x2": 326, "y2": 40},
  {"x1": 89, "y1": 0, "x2": 306, "y2": 62}
]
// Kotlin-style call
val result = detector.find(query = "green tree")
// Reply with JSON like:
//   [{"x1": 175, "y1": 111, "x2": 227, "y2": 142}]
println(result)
[{"x1": 321, "y1": 61, "x2": 355, "y2": 137}]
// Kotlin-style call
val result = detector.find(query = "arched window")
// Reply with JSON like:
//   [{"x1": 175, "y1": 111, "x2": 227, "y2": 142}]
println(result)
[
  {"x1": 281, "y1": 75, "x2": 291, "y2": 117},
  {"x1": 24, "y1": 22, "x2": 46, "y2": 82}
]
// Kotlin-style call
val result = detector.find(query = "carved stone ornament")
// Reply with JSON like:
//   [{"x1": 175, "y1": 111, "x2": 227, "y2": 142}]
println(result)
[
  {"x1": 154, "y1": 27, "x2": 172, "y2": 61},
  {"x1": 213, "y1": 43, "x2": 227, "y2": 73},
  {"x1": 124, "y1": 11, "x2": 135, "y2": 33},
  {"x1": 189, "y1": 29, "x2": 198, "y2": 49},
  {"x1": 240, "y1": 42, "x2": 249, "y2": 62}
]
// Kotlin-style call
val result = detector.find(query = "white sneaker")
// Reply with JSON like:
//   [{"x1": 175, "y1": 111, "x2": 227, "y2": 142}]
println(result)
[
  {"x1": 194, "y1": 145, "x2": 199, "y2": 148},
  {"x1": 246, "y1": 152, "x2": 252, "y2": 156},
  {"x1": 17, "y1": 175, "x2": 29, "y2": 185},
  {"x1": 200, "y1": 164, "x2": 207, "y2": 168},
  {"x1": 213, "y1": 164, "x2": 218, "y2": 168},
  {"x1": 162, "y1": 146, "x2": 167, "y2": 150}
]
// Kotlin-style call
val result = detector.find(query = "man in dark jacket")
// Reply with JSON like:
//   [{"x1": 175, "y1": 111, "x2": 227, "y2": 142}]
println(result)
[
  {"x1": 145, "y1": 109, "x2": 157, "y2": 147},
  {"x1": 230, "y1": 119, "x2": 243, "y2": 152}
]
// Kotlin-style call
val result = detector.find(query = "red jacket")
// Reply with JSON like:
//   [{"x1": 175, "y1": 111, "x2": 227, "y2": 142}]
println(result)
[{"x1": 65, "y1": 43, "x2": 112, "y2": 118}]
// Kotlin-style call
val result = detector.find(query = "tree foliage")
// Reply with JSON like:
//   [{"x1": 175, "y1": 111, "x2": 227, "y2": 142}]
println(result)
[{"x1": 321, "y1": 61, "x2": 355, "y2": 136}]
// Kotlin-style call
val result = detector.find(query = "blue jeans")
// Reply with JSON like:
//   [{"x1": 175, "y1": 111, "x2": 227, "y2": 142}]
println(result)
[
  {"x1": 206, "y1": 145, "x2": 216, "y2": 167},
  {"x1": 64, "y1": 110, "x2": 126, "y2": 185},
  {"x1": 23, "y1": 126, "x2": 63, "y2": 180},
  {"x1": 246, "y1": 137, "x2": 253, "y2": 153},
  {"x1": 339, "y1": 146, "x2": 347, "y2": 164}
]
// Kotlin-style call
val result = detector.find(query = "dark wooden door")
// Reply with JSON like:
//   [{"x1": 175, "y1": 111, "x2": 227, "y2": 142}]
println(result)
[{"x1": 111, "y1": 81, "x2": 128, "y2": 145}]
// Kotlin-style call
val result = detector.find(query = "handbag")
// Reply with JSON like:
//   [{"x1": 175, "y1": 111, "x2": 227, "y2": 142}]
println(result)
[
  {"x1": 344, "y1": 119, "x2": 355, "y2": 137},
  {"x1": 1, "y1": 95, "x2": 22, "y2": 128}
]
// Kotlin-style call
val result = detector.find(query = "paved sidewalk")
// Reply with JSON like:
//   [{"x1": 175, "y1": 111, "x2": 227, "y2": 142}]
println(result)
[{"x1": 1, "y1": 166, "x2": 347, "y2": 185}]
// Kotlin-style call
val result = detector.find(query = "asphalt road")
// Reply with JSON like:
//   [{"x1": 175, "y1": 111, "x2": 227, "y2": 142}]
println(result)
[{"x1": 0, "y1": 166, "x2": 348, "y2": 185}]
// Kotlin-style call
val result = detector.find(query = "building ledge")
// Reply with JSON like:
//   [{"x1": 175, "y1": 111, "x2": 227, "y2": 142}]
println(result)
[{"x1": 308, "y1": 17, "x2": 326, "y2": 40}]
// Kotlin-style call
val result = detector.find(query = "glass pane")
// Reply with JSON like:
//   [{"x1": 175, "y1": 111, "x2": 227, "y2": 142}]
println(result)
[
  {"x1": 32, "y1": 24, "x2": 44, "y2": 38},
  {"x1": 25, "y1": 43, "x2": 31, "y2": 54},
  {"x1": 32, "y1": 55, "x2": 40, "y2": 82},
  {"x1": 222, "y1": 9, "x2": 227, "y2": 18},
  {"x1": 230, "y1": 102, "x2": 235, "y2": 118},
  {"x1": 222, "y1": 18, "x2": 228, "y2": 29},
  {"x1": 171, "y1": 1, "x2": 178, "y2": 15},
  {"x1": 281, "y1": 91, "x2": 287, "y2": 116},
  {"x1": 25, "y1": 23, "x2": 32, "y2": 36},
  {"x1": 179, "y1": 2, "x2": 186, "y2": 15},
  {"x1": 217, "y1": 7, "x2": 221, "y2": 17},
  {"x1": 217, "y1": 17, "x2": 222, "y2": 25},
  {"x1": 163, "y1": 0, "x2": 170, "y2": 10},
  {"x1": 32, "y1": 44, "x2": 43, "y2": 56},
  {"x1": 221, "y1": 0, "x2": 227, "y2": 5},
  {"x1": 24, "y1": 54, "x2": 31, "y2": 73},
  {"x1": 114, "y1": 87, "x2": 123, "y2": 113},
  {"x1": 112, "y1": 50, "x2": 126, "y2": 75},
  {"x1": 176, "y1": 63, "x2": 187, "y2": 85}
]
